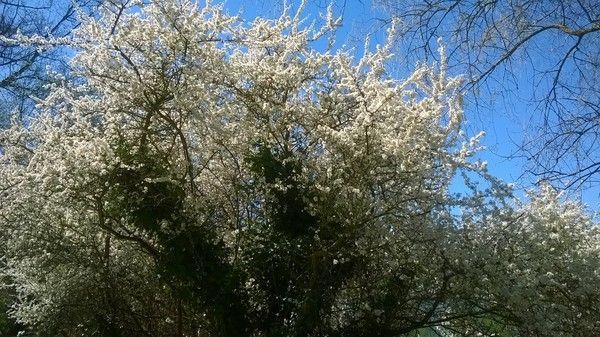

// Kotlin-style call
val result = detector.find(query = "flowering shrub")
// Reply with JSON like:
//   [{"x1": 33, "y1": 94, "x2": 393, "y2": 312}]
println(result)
[{"x1": 0, "y1": 1, "x2": 597, "y2": 336}]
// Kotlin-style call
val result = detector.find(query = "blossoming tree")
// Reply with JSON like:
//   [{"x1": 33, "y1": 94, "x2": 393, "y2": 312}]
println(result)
[{"x1": 0, "y1": 1, "x2": 597, "y2": 336}]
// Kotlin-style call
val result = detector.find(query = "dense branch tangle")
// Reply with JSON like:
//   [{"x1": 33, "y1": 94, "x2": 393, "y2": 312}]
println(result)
[{"x1": 377, "y1": 0, "x2": 600, "y2": 190}]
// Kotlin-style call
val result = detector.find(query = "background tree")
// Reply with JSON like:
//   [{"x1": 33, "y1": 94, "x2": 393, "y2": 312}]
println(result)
[
  {"x1": 376, "y1": 0, "x2": 600, "y2": 191},
  {"x1": 0, "y1": 0, "x2": 104, "y2": 125},
  {"x1": 0, "y1": 0, "x2": 101, "y2": 333}
]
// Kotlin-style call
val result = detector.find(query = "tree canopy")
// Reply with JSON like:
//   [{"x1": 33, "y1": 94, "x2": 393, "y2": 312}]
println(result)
[{"x1": 0, "y1": 1, "x2": 598, "y2": 336}]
